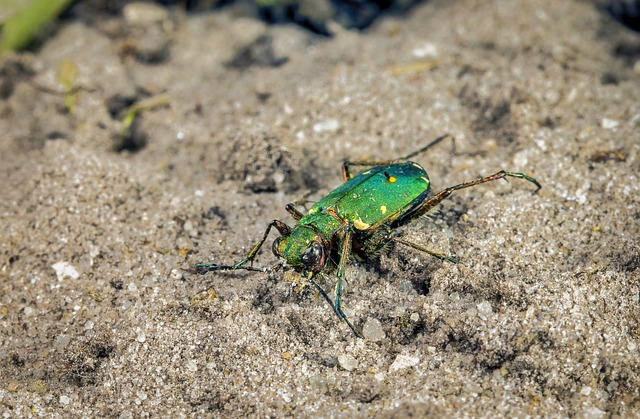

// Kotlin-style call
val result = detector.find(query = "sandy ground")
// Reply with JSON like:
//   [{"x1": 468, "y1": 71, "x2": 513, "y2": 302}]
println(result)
[{"x1": 1, "y1": 0, "x2": 639, "y2": 416}]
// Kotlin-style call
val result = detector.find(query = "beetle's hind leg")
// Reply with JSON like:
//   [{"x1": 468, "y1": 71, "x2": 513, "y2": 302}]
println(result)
[
  {"x1": 342, "y1": 134, "x2": 450, "y2": 180},
  {"x1": 404, "y1": 170, "x2": 541, "y2": 222},
  {"x1": 392, "y1": 237, "x2": 459, "y2": 264},
  {"x1": 398, "y1": 133, "x2": 450, "y2": 161}
]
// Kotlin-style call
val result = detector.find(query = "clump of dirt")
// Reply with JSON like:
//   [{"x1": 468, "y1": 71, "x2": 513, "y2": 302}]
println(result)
[{"x1": 217, "y1": 132, "x2": 318, "y2": 193}]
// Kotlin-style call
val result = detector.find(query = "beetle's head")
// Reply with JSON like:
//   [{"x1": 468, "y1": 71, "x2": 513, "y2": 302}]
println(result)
[{"x1": 272, "y1": 226, "x2": 327, "y2": 273}]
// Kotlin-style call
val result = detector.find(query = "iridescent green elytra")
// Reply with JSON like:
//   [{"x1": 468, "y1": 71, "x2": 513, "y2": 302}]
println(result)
[{"x1": 196, "y1": 135, "x2": 541, "y2": 337}]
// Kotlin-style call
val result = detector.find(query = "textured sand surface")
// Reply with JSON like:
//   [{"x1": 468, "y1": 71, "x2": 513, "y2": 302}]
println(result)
[{"x1": 1, "y1": 0, "x2": 639, "y2": 416}]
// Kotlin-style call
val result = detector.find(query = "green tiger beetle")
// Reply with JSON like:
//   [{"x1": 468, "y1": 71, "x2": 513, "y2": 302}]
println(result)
[{"x1": 195, "y1": 134, "x2": 541, "y2": 337}]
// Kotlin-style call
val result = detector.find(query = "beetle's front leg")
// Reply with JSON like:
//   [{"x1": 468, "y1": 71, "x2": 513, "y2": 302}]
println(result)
[
  {"x1": 195, "y1": 220, "x2": 291, "y2": 273},
  {"x1": 285, "y1": 190, "x2": 316, "y2": 220},
  {"x1": 285, "y1": 203, "x2": 305, "y2": 221},
  {"x1": 333, "y1": 228, "x2": 362, "y2": 337}
]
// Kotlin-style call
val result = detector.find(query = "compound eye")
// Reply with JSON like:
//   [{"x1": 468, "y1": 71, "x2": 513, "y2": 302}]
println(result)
[
  {"x1": 301, "y1": 242, "x2": 325, "y2": 271},
  {"x1": 272, "y1": 236, "x2": 282, "y2": 257}
]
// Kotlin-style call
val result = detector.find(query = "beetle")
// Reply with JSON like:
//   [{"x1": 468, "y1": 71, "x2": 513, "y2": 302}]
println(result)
[{"x1": 195, "y1": 134, "x2": 541, "y2": 337}]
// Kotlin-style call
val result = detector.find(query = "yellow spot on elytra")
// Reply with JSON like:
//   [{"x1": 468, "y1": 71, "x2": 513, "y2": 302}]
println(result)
[
  {"x1": 380, "y1": 205, "x2": 387, "y2": 214},
  {"x1": 387, "y1": 176, "x2": 397, "y2": 183},
  {"x1": 362, "y1": 170, "x2": 371, "y2": 175},
  {"x1": 354, "y1": 218, "x2": 370, "y2": 230},
  {"x1": 420, "y1": 176, "x2": 428, "y2": 183},
  {"x1": 309, "y1": 208, "x2": 317, "y2": 214}
]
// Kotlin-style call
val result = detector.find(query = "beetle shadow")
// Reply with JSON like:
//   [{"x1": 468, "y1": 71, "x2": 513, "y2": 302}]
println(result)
[{"x1": 363, "y1": 242, "x2": 437, "y2": 297}]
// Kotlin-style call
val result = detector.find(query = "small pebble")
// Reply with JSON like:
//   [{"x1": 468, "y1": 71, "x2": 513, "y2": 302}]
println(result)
[
  {"x1": 476, "y1": 301, "x2": 493, "y2": 316},
  {"x1": 54, "y1": 334, "x2": 71, "y2": 350},
  {"x1": 601, "y1": 118, "x2": 619, "y2": 130},
  {"x1": 338, "y1": 354, "x2": 358, "y2": 371},
  {"x1": 123, "y1": 2, "x2": 169, "y2": 25},
  {"x1": 389, "y1": 354, "x2": 419, "y2": 372},
  {"x1": 52, "y1": 262, "x2": 80, "y2": 281},
  {"x1": 312, "y1": 119, "x2": 339, "y2": 133},
  {"x1": 186, "y1": 360, "x2": 198, "y2": 372},
  {"x1": 412, "y1": 42, "x2": 438, "y2": 58},
  {"x1": 272, "y1": 171, "x2": 286, "y2": 185},
  {"x1": 362, "y1": 317, "x2": 385, "y2": 341}
]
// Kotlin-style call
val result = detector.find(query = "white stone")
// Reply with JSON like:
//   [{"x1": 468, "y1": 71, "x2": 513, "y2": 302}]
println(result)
[
  {"x1": 312, "y1": 119, "x2": 339, "y2": 133},
  {"x1": 362, "y1": 318, "x2": 385, "y2": 341},
  {"x1": 601, "y1": 118, "x2": 619, "y2": 130},
  {"x1": 338, "y1": 354, "x2": 358, "y2": 371},
  {"x1": 52, "y1": 262, "x2": 80, "y2": 281},
  {"x1": 389, "y1": 354, "x2": 419, "y2": 372}
]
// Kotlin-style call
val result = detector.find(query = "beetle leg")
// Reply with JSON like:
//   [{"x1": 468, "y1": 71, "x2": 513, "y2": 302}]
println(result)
[
  {"x1": 285, "y1": 203, "x2": 305, "y2": 220},
  {"x1": 398, "y1": 133, "x2": 450, "y2": 160},
  {"x1": 307, "y1": 275, "x2": 360, "y2": 338},
  {"x1": 341, "y1": 134, "x2": 451, "y2": 180},
  {"x1": 284, "y1": 190, "x2": 317, "y2": 220},
  {"x1": 332, "y1": 228, "x2": 361, "y2": 337},
  {"x1": 392, "y1": 237, "x2": 459, "y2": 264},
  {"x1": 195, "y1": 220, "x2": 291, "y2": 273},
  {"x1": 342, "y1": 159, "x2": 396, "y2": 181},
  {"x1": 405, "y1": 170, "x2": 541, "y2": 221},
  {"x1": 238, "y1": 220, "x2": 293, "y2": 265},
  {"x1": 341, "y1": 161, "x2": 354, "y2": 181}
]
